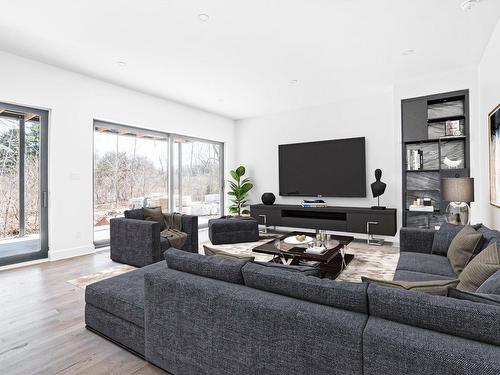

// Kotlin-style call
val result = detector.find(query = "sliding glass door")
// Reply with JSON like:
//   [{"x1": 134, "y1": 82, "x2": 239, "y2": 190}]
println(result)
[
  {"x1": 93, "y1": 121, "x2": 224, "y2": 245},
  {"x1": 172, "y1": 137, "x2": 223, "y2": 227},
  {"x1": 0, "y1": 103, "x2": 48, "y2": 266}
]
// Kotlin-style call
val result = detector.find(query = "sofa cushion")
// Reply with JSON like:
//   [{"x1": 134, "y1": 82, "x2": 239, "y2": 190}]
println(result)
[
  {"x1": 362, "y1": 276, "x2": 458, "y2": 296},
  {"x1": 447, "y1": 225, "x2": 483, "y2": 275},
  {"x1": 396, "y1": 252, "x2": 456, "y2": 277},
  {"x1": 367, "y1": 283, "x2": 500, "y2": 346},
  {"x1": 448, "y1": 287, "x2": 500, "y2": 307},
  {"x1": 164, "y1": 248, "x2": 248, "y2": 284},
  {"x1": 393, "y1": 269, "x2": 455, "y2": 282},
  {"x1": 124, "y1": 208, "x2": 145, "y2": 220},
  {"x1": 241, "y1": 262, "x2": 368, "y2": 313},
  {"x1": 203, "y1": 245, "x2": 255, "y2": 261},
  {"x1": 85, "y1": 261, "x2": 165, "y2": 328},
  {"x1": 458, "y1": 242, "x2": 500, "y2": 292},
  {"x1": 477, "y1": 270, "x2": 500, "y2": 295},
  {"x1": 431, "y1": 223, "x2": 465, "y2": 256}
]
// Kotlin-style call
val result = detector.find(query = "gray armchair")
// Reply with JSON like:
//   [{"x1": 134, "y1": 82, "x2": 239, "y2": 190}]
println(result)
[{"x1": 110, "y1": 208, "x2": 198, "y2": 267}]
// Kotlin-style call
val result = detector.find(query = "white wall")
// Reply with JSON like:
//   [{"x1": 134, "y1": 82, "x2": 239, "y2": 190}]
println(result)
[
  {"x1": 479, "y1": 19, "x2": 500, "y2": 228},
  {"x1": 236, "y1": 67, "x2": 484, "y2": 239},
  {"x1": 235, "y1": 89, "x2": 399, "y2": 239},
  {"x1": 0, "y1": 51, "x2": 235, "y2": 260}
]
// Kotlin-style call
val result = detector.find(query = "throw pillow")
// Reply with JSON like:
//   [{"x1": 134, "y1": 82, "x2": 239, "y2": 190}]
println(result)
[
  {"x1": 457, "y1": 242, "x2": 500, "y2": 292},
  {"x1": 431, "y1": 223, "x2": 481, "y2": 256},
  {"x1": 476, "y1": 269, "x2": 500, "y2": 295},
  {"x1": 143, "y1": 207, "x2": 166, "y2": 231},
  {"x1": 203, "y1": 245, "x2": 255, "y2": 261},
  {"x1": 361, "y1": 276, "x2": 459, "y2": 296},
  {"x1": 447, "y1": 225, "x2": 483, "y2": 275},
  {"x1": 448, "y1": 287, "x2": 500, "y2": 307}
]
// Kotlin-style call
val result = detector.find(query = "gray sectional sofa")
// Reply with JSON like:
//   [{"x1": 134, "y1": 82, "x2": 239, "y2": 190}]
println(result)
[{"x1": 85, "y1": 225, "x2": 500, "y2": 374}]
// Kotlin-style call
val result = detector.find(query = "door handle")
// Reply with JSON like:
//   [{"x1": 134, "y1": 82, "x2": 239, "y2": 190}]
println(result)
[{"x1": 43, "y1": 191, "x2": 48, "y2": 208}]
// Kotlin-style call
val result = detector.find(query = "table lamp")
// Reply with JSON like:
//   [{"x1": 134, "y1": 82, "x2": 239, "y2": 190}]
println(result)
[{"x1": 442, "y1": 177, "x2": 474, "y2": 225}]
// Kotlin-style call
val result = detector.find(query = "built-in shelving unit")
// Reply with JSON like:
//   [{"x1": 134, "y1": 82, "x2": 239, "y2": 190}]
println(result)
[{"x1": 401, "y1": 90, "x2": 470, "y2": 229}]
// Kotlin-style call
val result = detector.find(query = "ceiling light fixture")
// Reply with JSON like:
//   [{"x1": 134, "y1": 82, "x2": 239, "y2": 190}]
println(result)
[
  {"x1": 198, "y1": 13, "x2": 210, "y2": 22},
  {"x1": 402, "y1": 49, "x2": 415, "y2": 56},
  {"x1": 290, "y1": 79, "x2": 299, "y2": 85},
  {"x1": 116, "y1": 61, "x2": 127, "y2": 67},
  {"x1": 461, "y1": 0, "x2": 480, "y2": 11}
]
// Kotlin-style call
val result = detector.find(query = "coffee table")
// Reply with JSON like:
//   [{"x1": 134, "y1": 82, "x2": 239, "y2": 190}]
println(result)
[{"x1": 252, "y1": 231, "x2": 354, "y2": 279}]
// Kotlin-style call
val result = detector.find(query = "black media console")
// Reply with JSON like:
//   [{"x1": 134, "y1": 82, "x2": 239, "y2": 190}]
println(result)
[{"x1": 250, "y1": 204, "x2": 397, "y2": 236}]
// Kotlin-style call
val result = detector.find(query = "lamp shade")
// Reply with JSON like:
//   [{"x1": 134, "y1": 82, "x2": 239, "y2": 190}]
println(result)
[{"x1": 442, "y1": 177, "x2": 474, "y2": 203}]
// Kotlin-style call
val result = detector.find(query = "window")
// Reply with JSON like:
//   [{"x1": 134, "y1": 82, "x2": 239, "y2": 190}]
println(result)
[
  {"x1": 173, "y1": 137, "x2": 223, "y2": 227},
  {"x1": 0, "y1": 103, "x2": 48, "y2": 266},
  {"x1": 93, "y1": 121, "x2": 223, "y2": 245}
]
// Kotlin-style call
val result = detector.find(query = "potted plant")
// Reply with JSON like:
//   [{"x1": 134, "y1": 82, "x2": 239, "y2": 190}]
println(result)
[{"x1": 228, "y1": 165, "x2": 253, "y2": 216}]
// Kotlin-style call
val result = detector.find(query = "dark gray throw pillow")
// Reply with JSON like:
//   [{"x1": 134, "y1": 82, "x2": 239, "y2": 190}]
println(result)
[
  {"x1": 165, "y1": 248, "x2": 248, "y2": 285},
  {"x1": 448, "y1": 287, "x2": 500, "y2": 307},
  {"x1": 477, "y1": 270, "x2": 500, "y2": 295},
  {"x1": 447, "y1": 225, "x2": 483, "y2": 275},
  {"x1": 431, "y1": 223, "x2": 481, "y2": 256}
]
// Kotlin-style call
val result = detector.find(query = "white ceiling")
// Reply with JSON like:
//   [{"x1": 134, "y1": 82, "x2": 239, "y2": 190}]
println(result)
[{"x1": 0, "y1": 0, "x2": 499, "y2": 119}]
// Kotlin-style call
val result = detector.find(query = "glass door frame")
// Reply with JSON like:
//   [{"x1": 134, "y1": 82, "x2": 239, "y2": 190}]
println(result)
[
  {"x1": 0, "y1": 102, "x2": 49, "y2": 267},
  {"x1": 170, "y1": 133, "x2": 225, "y2": 228},
  {"x1": 93, "y1": 120, "x2": 225, "y2": 246}
]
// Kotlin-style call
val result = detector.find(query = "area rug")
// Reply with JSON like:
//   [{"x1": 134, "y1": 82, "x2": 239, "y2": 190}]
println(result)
[
  {"x1": 67, "y1": 264, "x2": 136, "y2": 288},
  {"x1": 203, "y1": 236, "x2": 400, "y2": 282},
  {"x1": 68, "y1": 237, "x2": 399, "y2": 288}
]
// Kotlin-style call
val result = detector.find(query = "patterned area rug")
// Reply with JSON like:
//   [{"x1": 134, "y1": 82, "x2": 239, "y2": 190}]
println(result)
[
  {"x1": 203, "y1": 235, "x2": 400, "y2": 282},
  {"x1": 67, "y1": 264, "x2": 136, "y2": 288},
  {"x1": 68, "y1": 237, "x2": 400, "y2": 288}
]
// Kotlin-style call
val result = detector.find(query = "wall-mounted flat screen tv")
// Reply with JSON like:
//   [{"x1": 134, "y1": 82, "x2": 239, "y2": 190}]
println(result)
[{"x1": 279, "y1": 137, "x2": 366, "y2": 197}]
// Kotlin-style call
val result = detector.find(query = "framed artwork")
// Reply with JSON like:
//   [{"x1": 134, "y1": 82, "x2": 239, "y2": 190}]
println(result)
[{"x1": 489, "y1": 104, "x2": 500, "y2": 207}]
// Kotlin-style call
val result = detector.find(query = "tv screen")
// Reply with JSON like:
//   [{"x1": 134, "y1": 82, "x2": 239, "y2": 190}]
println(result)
[{"x1": 279, "y1": 137, "x2": 366, "y2": 197}]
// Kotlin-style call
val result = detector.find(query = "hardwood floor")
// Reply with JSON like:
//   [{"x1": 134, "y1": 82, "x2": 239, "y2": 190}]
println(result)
[{"x1": 0, "y1": 250, "x2": 168, "y2": 375}]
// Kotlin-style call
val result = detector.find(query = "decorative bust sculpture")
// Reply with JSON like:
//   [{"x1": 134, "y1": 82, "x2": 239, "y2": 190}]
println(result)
[{"x1": 371, "y1": 169, "x2": 386, "y2": 209}]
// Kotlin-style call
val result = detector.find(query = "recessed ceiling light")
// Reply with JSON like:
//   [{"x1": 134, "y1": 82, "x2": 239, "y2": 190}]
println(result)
[
  {"x1": 402, "y1": 49, "x2": 415, "y2": 56},
  {"x1": 290, "y1": 79, "x2": 299, "y2": 85},
  {"x1": 198, "y1": 13, "x2": 210, "y2": 22},
  {"x1": 217, "y1": 98, "x2": 224, "y2": 103},
  {"x1": 461, "y1": 0, "x2": 480, "y2": 11},
  {"x1": 116, "y1": 61, "x2": 127, "y2": 67}
]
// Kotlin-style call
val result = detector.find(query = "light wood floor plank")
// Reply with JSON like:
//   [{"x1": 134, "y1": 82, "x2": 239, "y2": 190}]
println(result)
[{"x1": 0, "y1": 250, "x2": 169, "y2": 375}]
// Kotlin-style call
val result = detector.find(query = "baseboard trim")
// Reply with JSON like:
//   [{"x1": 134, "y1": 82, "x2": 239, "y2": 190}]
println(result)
[
  {"x1": 49, "y1": 245, "x2": 95, "y2": 261},
  {"x1": 0, "y1": 258, "x2": 49, "y2": 271}
]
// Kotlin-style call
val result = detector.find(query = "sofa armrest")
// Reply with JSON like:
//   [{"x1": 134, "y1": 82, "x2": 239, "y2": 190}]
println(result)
[
  {"x1": 110, "y1": 217, "x2": 161, "y2": 266},
  {"x1": 399, "y1": 227, "x2": 435, "y2": 254},
  {"x1": 181, "y1": 215, "x2": 198, "y2": 253}
]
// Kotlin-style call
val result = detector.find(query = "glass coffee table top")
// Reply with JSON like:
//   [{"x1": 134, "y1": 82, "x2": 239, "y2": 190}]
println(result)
[{"x1": 253, "y1": 231, "x2": 353, "y2": 262}]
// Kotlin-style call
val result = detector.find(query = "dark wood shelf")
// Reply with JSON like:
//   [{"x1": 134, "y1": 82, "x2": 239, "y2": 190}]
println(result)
[
  {"x1": 405, "y1": 169, "x2": 440, "y2": 173},
  {"x1": 402, "y1": 89, "x2": 469, "y2": 229},
  {"x1": 405, "y1": 209, "x2": 441, "y2": 214},
  {"x1": 427, "y1": 115, "x2": 465, "y2": 123},
  {"x1": 404, "y1": 136, "x2": 466, "y2": 145}
]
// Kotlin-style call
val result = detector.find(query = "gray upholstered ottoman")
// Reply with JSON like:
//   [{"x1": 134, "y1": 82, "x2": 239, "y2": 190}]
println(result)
[{"x1": 208, "y1": 218, "x2": 259, "y2": 245}]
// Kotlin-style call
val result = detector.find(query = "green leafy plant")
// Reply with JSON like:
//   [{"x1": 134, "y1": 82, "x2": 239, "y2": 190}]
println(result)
[{"x1": 228, "y1": 165, "x2": 253, "y2": 216}]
